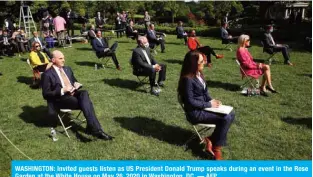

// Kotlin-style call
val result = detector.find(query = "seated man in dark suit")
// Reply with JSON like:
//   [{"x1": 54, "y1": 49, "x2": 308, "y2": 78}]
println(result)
[
  {"x1": 41, "y1": 50, "x2": 114, "y2": 140},
  {"x1": 221, "y1": 22, "x2": 238, "y2": 43},
  {"x1": 146, "y1": 24, "x2": 166, "y2": 53},
  {"x1": 126, "y1": 20, "x2": 138, "y2": 40},
  {"x1": 92, "y1": 30, "x2": 121, "y2": 70},
  {"x1": 176, "y1": 21, "x2": 187, "y2": 44},
  {"x1": 29, "y1": 31, "x2": 52, "y2": 59},
  {"x1": 0, "y1": 30, "x2": 14, "y2": 56},
  {"x1": 131, "y1": 36, "x2": 167, "y2": 96},
  {"x1": 263, "y1": 25, "x2": 293, "y2": 66}
]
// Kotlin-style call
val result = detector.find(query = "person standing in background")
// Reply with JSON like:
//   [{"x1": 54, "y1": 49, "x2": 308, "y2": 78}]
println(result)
[
  {"x1": 144, "y1": 11, "x2": 151, "y2": 30},
  {"x1": 66, "y1": 9, "x2": 74, "y2": 37},
  {"x1": 53, "y1": 15, "x2": 67, "y2": 47}
]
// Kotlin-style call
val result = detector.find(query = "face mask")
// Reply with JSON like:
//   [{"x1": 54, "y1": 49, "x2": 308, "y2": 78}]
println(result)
[
  {"x1": 269, "y1": 29, "x2": 273, "y2": 33},
  {"x1": 143, "y1": 43, "x2": 149, "y2": 49}
]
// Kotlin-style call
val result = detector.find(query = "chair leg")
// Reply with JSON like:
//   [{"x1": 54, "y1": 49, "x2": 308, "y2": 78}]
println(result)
[
  {"x1": 58, "y1": 113, "x2": 70, "y2": 138},
  {"x1": 183, "y1": 133, "x2": 198, "y2": 151},
  {"x1": 137, "y1": 76, "x2": 150, "y2": 92}
]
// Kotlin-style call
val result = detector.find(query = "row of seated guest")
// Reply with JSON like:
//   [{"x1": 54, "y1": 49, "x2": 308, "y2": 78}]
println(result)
[
  {"x1": 131, "y1": 36, "x2": 167, "y2": 96},
  {"x1": 187, "y1": 30, "x2": 224, "y2": 67},
  {"x1": 29, "y1": 41, "x2": 53, "y2": 72},
  {"x1": 41, "y1": 50, "x2": 114, "y2": 141},
  {"x1": 91, "y1": 30, "x2": 121, "y2": 70},
  {"x1": 177, "y1": 51, "x2": 235, "y2": 160},
  {"x1": 236, "y1": 34, "x2": 278, "y2": 96},
  {"x1": 262, "y1": 25, "x2": 293, "y2": 66}
]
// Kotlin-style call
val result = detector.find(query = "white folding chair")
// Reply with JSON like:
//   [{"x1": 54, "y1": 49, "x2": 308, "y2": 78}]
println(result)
[
  {"x1": 57, "y1": 109, "x2": 84, "y2": 138},
  {"x1": 26, "y1": 59, "x2": 42, "y2": 86},
  {"x1": 178, "y1": 96, "x2": 216, "y2": 151},
  {"x1": 235, "y1": 59, "x2": 260, "y2": 89}
]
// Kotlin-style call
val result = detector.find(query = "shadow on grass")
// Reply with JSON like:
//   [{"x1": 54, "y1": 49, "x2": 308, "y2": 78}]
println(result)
[
  {"x1": 166, "y1": 41, "x2": 185, "y2": 46},
  {"x1": 103, "y1": 78, "x2": 147, "y2": 93},
  {"x1": 75, "y1": 61, "x2": 96, "y2": 67},
  {"x1": 19, "y1": 106, "x2": 54, "y2": 128},
  {"x1": 207, "y1": 80, "x2": 241, "y2": 91},
  {"x1": 16, "y1": 76, "x2": 40, "y2": 89},
  {"x1": 298, "y1": 74, "x2": 312, "y2": 78},
  {"x1": 19, "y1": 105, "x2": 92, "y2": 142},
  {"x1": 20, "y1": 58, "x2": 28, "y2": 62},
  {"x1": 164, "y1": 59, "x2": 183, "y2": 65},
  {"x1": 75, "y1": 61, "x2": 115, "y2": 69},
  {"x1": 281, "y1": 117, "x2": 312, "y2": 129},
  {"x1": 114, "y1": 116, "x2": 212, "y2": 159},
  {"x1": 76, "y1": 47, "x2": 92, "y2": 51}
]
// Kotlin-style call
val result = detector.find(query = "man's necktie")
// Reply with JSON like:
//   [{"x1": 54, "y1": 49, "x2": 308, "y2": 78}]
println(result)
[{"x1": 59, "y1": 68, "x2": 72, "y2": 89}]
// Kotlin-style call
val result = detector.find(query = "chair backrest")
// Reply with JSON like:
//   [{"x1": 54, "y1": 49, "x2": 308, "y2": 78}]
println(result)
[
  {"x1": 235, "y1": 59, "x2": 249, "y2": 78},
  {"x1": 261, "y1": 40, "x2": 274, "y2": 54},
  {"x1": 26, "y1": 59, "x2": 33, "y2": 70}
]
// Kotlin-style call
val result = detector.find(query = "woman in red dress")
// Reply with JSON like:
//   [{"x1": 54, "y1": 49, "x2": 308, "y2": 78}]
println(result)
[{"x1": 236, "y1": 34, "x2": 278, "y2": 96}]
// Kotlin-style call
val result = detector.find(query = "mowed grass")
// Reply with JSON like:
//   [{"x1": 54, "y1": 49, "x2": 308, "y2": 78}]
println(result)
[{"x1": 0, "y1": 34, "x2": 311, "y2": 174}]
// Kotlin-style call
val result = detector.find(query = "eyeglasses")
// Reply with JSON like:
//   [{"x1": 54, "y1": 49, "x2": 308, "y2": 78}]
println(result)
[{"x1": 35, "y1": 45, "x2": 40, "y2": 47}]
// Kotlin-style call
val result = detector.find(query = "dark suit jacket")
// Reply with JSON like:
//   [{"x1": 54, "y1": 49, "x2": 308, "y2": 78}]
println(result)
[
  {"x1": 176, "y1": 26, "x2": 185, "y2": 38},
  {"x1": 131, "y1": 46, "x2": 157, "y2": 74},
  {"x1": 262, "y1": 33, "x2": 276, "y2": 54},
  {"x1": 29, "y1": 37, "x2": 45, "y2": 48},
  {"x1": 146, "y1": 29, "x2": 164, "y2": 49},
  {"x1": 41, "y1": 66, "x2": 77, "y2": 115},
  {"x1": 182, "y1": 77, "x2": 212, "y2": 121},
  {"x1": 91, "y1": 37, "x2": 109, "y2": 58},
  {"x1": 263, "y1": 32, "x2": 276, "y2": 48},
  {"x1": 66, "y1": 11, "x2": 75, "y2": 24},
  {"x1": 126, "y1": 25, "x2": 136, "y2": 37},
  {"x1": 95, "y1": 17, "x2": 105, "y2": 27}
]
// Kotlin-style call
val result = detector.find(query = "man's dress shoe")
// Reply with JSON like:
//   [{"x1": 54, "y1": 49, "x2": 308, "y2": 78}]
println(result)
[{"x1": 93, "y1": 131, "x2": 114, "y2": 140}]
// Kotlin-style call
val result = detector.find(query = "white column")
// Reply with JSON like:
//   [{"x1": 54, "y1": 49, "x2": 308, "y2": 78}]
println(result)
[
  {"x1": 301, "y1": 8, "x2": 305, "y2": 19},
  {"x1": 285, "y1": 8, "x2": 289, "y2": 18}
]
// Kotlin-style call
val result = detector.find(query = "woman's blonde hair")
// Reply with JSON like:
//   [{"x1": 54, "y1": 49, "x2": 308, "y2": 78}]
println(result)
[{"x1": 238, "y1": 34, "x2": 250, "y2": 48}]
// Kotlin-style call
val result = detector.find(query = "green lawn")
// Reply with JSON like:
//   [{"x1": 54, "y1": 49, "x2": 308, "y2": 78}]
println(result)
[{"x1": 0, "y1": 34, "x2": 311, "y2": 175}]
